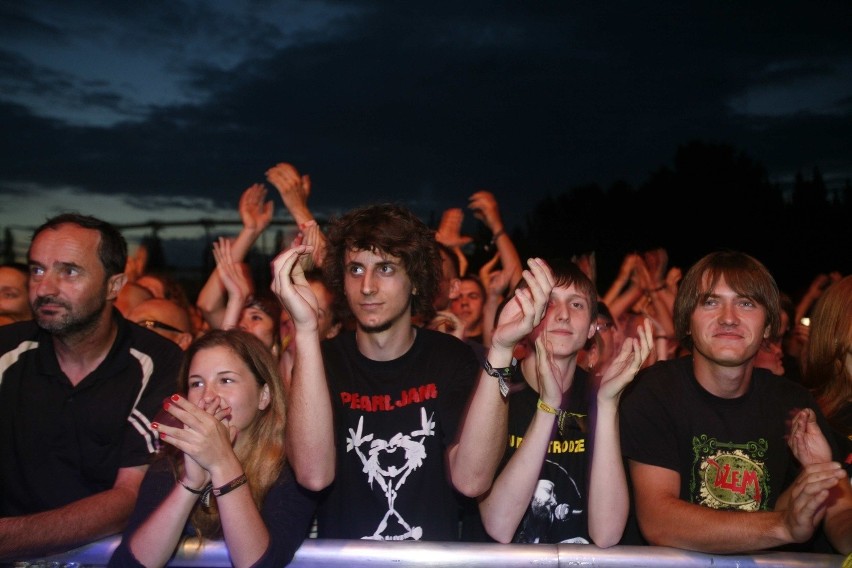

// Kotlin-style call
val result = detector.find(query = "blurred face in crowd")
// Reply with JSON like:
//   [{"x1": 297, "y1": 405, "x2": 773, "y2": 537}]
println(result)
[
  {"x1": 754, "y1": 337, "x2": 785, "y2": 376},
  {"x1": 129, "y1": 298, "x2": 194, "y2": 350},
  {"x1": 310, "y1": 279, "x2": 341, "y2": 340},
  {"x1": 451, "y1": 279, "x2": 484, "y2": 335},
  {"x1": 238, "y1": 305, "x2": 277, "y2": 351},
  {"x1": 0, "y1": 266, "x2": 32, "y2": 322}
]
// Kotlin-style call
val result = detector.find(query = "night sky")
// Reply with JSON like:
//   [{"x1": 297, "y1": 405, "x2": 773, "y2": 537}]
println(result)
[{"x1": 1, "y1": 1, "x2": 850, "y2": 266}]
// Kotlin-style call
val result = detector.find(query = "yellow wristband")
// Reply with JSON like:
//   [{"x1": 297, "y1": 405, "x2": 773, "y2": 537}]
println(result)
[{"x1": 537, "y1": 398, "x2": 562, "y2": 415}]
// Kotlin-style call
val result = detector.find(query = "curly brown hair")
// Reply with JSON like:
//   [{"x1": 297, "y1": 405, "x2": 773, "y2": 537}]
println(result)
[{"x1": 323, "y1": 203, "x2": 441, "y2": 324}]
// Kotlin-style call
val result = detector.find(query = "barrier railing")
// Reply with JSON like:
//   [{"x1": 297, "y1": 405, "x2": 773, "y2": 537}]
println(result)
[{"x1": 16, "y1": 536, "x2": 847, "y2": 567}]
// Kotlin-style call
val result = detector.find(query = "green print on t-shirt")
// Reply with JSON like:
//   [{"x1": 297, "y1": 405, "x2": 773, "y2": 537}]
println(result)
[{"x1": 691, "y1": 435, "x2": 770, "y2": 511}]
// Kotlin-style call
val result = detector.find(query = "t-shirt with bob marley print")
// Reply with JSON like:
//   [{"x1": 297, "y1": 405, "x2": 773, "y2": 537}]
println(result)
[{"x1": 499, "y1": 368, "x2": 592, "y2": 544}]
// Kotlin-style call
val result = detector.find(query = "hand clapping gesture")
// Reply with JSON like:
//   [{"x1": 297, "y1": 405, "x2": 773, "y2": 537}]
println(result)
[
  {"x1": 598, "y1": 318, "x2": 654, "y2": 404},
  {"x1": 239, "y1": 183, "x2": 274, "y2": 235},
  {"x1": 270, "y1": 245, "x2": 320, "y2": 333},
  {"x1": 490, "y1": 258, "x2": 554, "y2": 353}
]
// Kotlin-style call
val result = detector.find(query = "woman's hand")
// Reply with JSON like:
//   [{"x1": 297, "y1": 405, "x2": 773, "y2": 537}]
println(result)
[{"x1": 154, "y1": 394, "x2": 239, "y2": 483}]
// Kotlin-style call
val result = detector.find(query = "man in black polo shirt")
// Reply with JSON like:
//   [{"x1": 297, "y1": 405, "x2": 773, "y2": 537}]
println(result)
[{"x1": 0, "y1": 213, "x2": 182, "y2": 560}]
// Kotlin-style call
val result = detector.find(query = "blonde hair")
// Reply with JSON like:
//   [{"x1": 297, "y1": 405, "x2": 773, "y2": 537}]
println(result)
[
  {"x1": 802, "y1": 276, "x2": 852, "y2": 420},
  {"x1": 167, "y1": 329, "x2": 286, "y2": 538}
]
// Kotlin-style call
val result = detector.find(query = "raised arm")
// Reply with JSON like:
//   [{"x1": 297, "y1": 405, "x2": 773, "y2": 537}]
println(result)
[
  {"x1": 460, "y1": 258, "x2": 553, "y2": 510},
  {"x1": 468, "y1": 191, "x2": 522, "y2": 290},
  {"x1": 266, "y1": 163, "x2": 329, "y2": 269},
  {"x1": 196, "y1": 184, "x2": 273, "y2": 329},
  {"x1": 479, "y1": 253, "x2": 514, "y2": 348},
  {"x1": 602, "y1": 253, "x2": 644, "y2": 322},
  {"x1": 266, "y1": 162, "x2": 314, "y2": 227},
  {"x1": 270, "y1": 245, "x2": 335, "y2": 490},
  {"x1": 0, "y1": 465, "x2": 146, "y2": 561},
  {"x1": 211, "y1": 237, "x2": 252, "y2": 330},
  {"x1": 587, "y1": 318, "x2": 653, "y2": 547},
  {"x1": 434, "y1": 207, "x2": 472, "y2": 278}
]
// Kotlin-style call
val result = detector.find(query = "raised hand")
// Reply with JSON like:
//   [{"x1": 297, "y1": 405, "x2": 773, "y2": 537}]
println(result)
[
  {"x1": 238, "y1": 183, "x2": 274, "y2": 234},
  {"x1": 598, "y1": 318, "x2": 654, "y2": 403},
  {"x1": 491, "y1": 258, "x2": 553, "y2": 351},
  {"x1": 428, "y1": 309, "x2": 466, "y2": 339},
  {"x1": 270, "y1": 245, "x2": 319, "y2": 332},
  {"x1": 435, "y1": 207, "x2": 473, "y2": 249},
  {"x1": 212, "y1": 237, "x2": 252, "y2": 330},
  {"x1": 298, "y1": 219, "x2": 328, "y2": 270},
  {"x1": 265, "y1": 162, "x2": 313, "y2": 226},
  {"x1": 468, "y1": 190, "x2": 504, "y2": 234},
  {"x1": 788, "y1": 407, "x2": 833, "y2": 466}
]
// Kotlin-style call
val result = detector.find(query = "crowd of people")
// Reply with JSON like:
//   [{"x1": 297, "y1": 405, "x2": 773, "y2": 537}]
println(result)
[{"x1": 0, "y1": 162, "x2": 849, "y2": 567}]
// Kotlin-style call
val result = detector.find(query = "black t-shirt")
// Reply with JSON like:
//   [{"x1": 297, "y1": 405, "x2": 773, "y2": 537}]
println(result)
[
  {"x1": 315, "y1": 327, "x2": 478, "y2": 541},
  {"x1": 0, "y1": 313, "x2": 182, "y2": 515},
  {"x1": 620, "y1": 356, "x2": 831, "y2": 512},
  {"x1": 498, "y1": 367, "x2": 592, "y2": 544}
]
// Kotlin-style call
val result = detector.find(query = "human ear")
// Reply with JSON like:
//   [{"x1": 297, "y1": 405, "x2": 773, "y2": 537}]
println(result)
[
  {"x1": 108, "y1": 273, "x2": 128, "y2": 301},
  {"x1": 258, "y1": 383, "x2": 271, "y2": 410}
]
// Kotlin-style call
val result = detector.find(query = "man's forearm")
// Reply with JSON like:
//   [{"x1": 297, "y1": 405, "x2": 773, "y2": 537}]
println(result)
[
  {"x1": 638, "y1": 498, "x2": 796, "y2": 553},
  {"x1": 0, "y1": 485, "x2": 138, "y2": 561}
]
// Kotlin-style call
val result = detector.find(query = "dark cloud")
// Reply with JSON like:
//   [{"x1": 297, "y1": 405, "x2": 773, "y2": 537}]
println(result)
[{"x1": 0, "y1": 1, "x2": 850, "y2": 233}]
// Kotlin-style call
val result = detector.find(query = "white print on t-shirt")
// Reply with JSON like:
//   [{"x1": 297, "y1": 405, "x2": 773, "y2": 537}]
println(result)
[{"x1": 346, "y1": 407, "x2": 435, "y2": 540}]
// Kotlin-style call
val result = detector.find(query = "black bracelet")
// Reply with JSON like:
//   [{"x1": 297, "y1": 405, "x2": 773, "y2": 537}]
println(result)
[
  {"x1": 483, "y1": 358, "x2": 514, "y2": 397},
  {"x1": 177, "y1": 478, "x2": 211, "y2": 496},
  {"x1": 198, "y1": 473, "x2": 248, "y2": 507},
  {"x1": 214, "y1": 473, "x2": 248, "y2": 496},
  {"x1": 490, "y1": 229, "x2": 506, "y2": 245}
]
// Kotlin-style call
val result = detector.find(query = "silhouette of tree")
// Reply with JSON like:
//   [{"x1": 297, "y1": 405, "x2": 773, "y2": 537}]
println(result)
[{"x1": 517, "y1": 141, "x2": 850, "y2": 298}]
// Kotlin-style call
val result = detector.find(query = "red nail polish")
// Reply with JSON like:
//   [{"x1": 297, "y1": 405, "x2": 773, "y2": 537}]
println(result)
[
  {"x1": 163, "y1": 402, "x2": 170, "y2": 411},
  {"x1": 151, "y1": 422, "x2": 159, "y2": 429},
  {"x1": 159, "y1": 432, "x2": 167, "y2": 439},
  {"x1": 171, "y1": 394, "x2": 180, "y2": 402}
]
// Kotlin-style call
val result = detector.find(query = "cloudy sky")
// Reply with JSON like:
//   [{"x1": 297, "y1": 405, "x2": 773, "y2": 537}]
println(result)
[{"x1": 1, "y1": 1, "x2": 850, "y2": 262}]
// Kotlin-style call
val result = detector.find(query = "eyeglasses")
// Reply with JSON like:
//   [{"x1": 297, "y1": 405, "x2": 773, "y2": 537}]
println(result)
[
  {"x1": 137, "y1": 320, "x2": 184, "y2": 334},
  {"x1": 596, "y1": 321, "x2": 614, "y2": 332}
]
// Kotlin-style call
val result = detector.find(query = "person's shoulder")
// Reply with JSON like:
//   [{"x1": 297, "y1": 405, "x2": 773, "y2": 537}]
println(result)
[
  {"x1": 636, "y1": 356, "x2": 690, "y2": 384},
  {"x1": 119, "y1": 316, "x2": 183, "y2": 361},
  {"x1": 417, "y1": 327, "x2": 471, "y2": 350},
  {"x1": 622, "y1": 356, "x2": 690, "y2": 403},
  {"x1": 752, "y1": 367, "x2": 814, "y2": 399},
  {"x1": 0, "y1": 320, "x2": 42, "y2": 351}
]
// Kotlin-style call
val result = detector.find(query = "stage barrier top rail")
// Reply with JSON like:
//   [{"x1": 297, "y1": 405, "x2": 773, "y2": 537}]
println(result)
[{"x1": 17, "y1": 536, "x2": 848, "y2": 568}]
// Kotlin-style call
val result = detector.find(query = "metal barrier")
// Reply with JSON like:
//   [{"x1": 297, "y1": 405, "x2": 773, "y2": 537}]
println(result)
[{"x1": 19, "y1": 536, "x2": 847, "y2": 567}]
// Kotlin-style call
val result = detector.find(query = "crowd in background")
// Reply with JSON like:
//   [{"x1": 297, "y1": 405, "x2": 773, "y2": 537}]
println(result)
[{"x1": 0, "y1": 161, "x2": 849, "y2": 567}]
